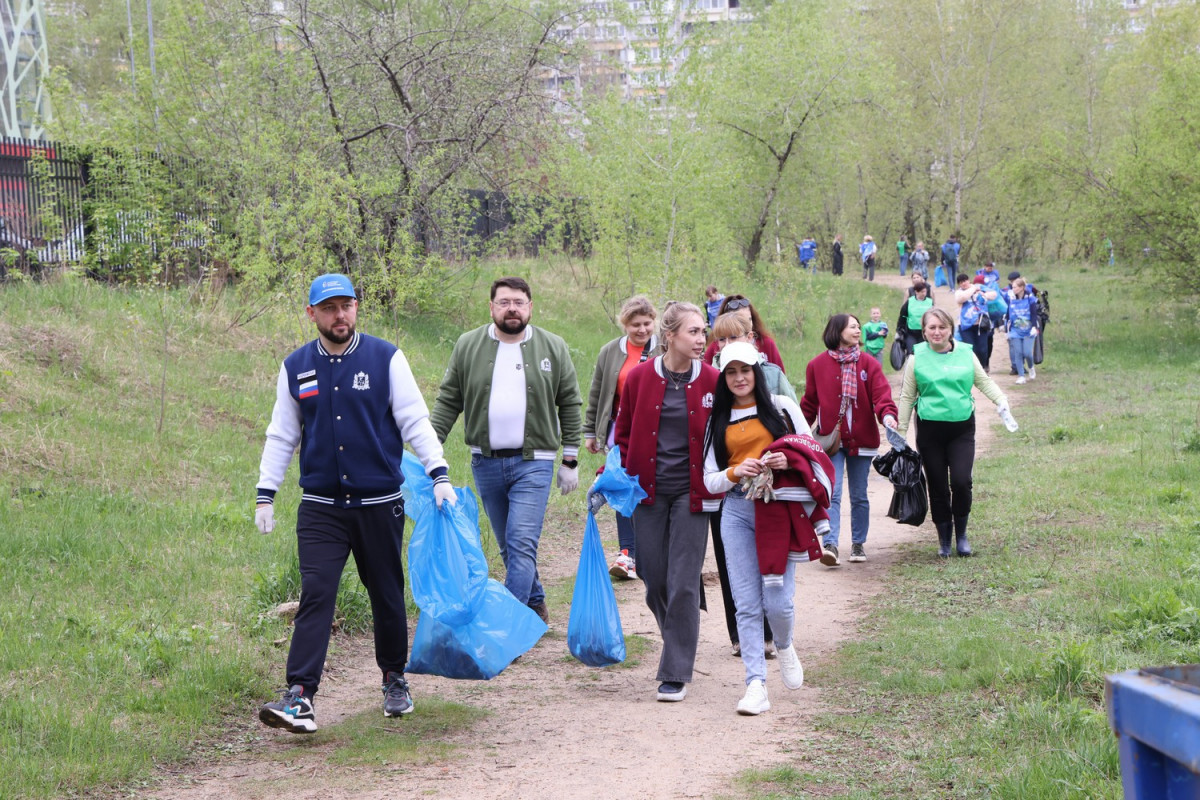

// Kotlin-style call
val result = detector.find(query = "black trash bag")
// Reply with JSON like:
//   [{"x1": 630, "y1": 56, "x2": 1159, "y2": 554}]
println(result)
[
  {"x1": 889, "y1": 339, "x2": 906, "y2": 371},
  {"x1": 872, "y1": 446, "x2": 928, "y2": 526}
]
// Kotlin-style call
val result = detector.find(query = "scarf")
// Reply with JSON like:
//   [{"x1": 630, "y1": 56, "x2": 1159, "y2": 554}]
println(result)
[{"x1": 830, "y1": 346, "x2": 860, "y2": 421}]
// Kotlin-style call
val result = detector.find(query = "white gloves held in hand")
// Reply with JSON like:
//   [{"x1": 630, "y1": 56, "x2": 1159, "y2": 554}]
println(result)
[
  {"x1": 557, "y1": 464, "x2": 579, "y2": 495},
  {"x1": 433, "y1": 481, "x2": 457, "y2": 509},
  {"x1": 255, "y1": 504, "x2": 275, "y2": 535}
]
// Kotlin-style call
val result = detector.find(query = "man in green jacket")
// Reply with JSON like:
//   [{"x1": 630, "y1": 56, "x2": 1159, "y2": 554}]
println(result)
[{"x1": 431, "y1": 276, "x2": 582, "y2": 622}]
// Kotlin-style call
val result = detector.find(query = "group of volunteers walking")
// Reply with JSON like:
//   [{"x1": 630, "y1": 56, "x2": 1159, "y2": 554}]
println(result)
[{"x1": 253, "y1": 270, "x2": 1019, "y2": 729}]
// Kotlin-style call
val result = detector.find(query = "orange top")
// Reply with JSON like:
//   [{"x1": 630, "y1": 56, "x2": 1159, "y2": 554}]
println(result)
[
  {"x1": 616, "y1": 339, "x2": 645, "y2": 398},
  {"x1": 723, "y1": 403, "x2": 774, "y2": 482}
]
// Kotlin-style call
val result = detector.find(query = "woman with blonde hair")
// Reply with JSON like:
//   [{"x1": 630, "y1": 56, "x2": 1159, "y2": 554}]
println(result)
[
  {"x1": 616, "y1": 301, "x2": 721, "y2": 702},
  {"x1": 896, "y1": 307, "x2": 1012, "y2": 558},
  {"x1": 584, "y1": 294, "x2": 661, "y2": 579}
]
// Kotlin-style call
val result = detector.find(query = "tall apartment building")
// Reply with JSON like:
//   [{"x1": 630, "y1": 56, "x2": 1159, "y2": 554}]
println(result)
[{"x1": 546, "y1": 0, "x2": 748, "y2": 109}]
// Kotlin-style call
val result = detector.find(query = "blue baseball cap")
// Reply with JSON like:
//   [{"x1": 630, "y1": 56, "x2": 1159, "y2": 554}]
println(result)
[{"x1": 308, "y1": 274, "x2": 356, "y2": 306}]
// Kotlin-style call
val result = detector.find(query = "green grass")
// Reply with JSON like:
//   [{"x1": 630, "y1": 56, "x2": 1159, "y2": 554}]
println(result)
[{"x1": 730, "y1": 265, "x2": 1200, "y2": 798}]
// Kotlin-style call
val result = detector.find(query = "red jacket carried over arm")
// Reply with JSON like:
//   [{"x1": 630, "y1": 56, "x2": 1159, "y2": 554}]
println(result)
[{"x1": 753, "y1": 434, "x2": 835, "y2": 574}]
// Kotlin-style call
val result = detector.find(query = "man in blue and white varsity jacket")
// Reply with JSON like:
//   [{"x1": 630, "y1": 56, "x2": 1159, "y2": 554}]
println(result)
[{"x1": 254, "y1": 273, "x2": 456, "y2": 734}]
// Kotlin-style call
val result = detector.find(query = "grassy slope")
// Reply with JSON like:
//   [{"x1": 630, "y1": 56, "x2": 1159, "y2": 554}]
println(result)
[
  {"x1": 734, "y1": 267, "x2": 1200, "y2": 799},
  {"x1": 0, "y1": 261, "x2": 898, "y2": 798}
]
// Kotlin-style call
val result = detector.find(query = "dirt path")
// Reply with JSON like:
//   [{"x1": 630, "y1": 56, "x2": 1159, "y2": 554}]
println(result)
[{"x1": 150, "y1": 273, "x2": 1018, "y2": 800}]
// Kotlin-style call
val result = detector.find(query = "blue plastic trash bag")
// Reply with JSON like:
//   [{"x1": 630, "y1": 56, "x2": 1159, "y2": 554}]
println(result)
[
  {"x1": 400, "y1": 453, "x2": 546, "y2": 679},
  {"x1": 567, "y1": 512, "x2": 626, "y2": 667},
  {"x1": 590, "y1": 446, "x2": 647, "y2": 517},
  {"x1": 934, "y1": 264, "x2": 949, "y2": 287}
]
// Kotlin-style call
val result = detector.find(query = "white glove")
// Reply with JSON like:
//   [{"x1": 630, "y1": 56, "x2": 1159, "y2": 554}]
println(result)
[
  {"x1": 255, "y1": 504, "x2": 275, "y2": 535},
  {"x1": 433, "y1": 481, "x2": 457, "y2": 509},
  {"x1": 557, "y1": 464, "x2": 580, "y2": 495}
]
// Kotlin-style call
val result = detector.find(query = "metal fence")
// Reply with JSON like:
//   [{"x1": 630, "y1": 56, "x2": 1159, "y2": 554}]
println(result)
[{"x1": 0, "y1": 138, "x2": 86, "y2": 264}]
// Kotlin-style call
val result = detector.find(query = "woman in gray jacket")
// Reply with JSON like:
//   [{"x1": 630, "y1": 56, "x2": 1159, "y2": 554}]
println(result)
[{"x1": 584, "y1": 295, "x2": 661, "y2": 579}]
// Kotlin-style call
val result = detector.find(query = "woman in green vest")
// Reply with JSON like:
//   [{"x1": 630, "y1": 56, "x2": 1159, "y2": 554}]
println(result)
[
  {"x1": 895, "y1": 308, "x2": 1010, "y2": 558},
  {"x1": 896, "y1": 283, "x2": 934, "y2": 356}
]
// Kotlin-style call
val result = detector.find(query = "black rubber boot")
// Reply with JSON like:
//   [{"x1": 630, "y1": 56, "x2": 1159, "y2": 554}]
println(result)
[
  {"x1": 936, "y1": 522, "x2": 953, "y2": 559},
  {"x1": 954, "y1": 515, "x2": 973, "y2": 557}
]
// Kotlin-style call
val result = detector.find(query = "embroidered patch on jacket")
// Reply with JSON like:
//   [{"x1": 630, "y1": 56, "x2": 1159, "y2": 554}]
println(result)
[
  {"x1": 860, "y1": 369, "x2": 868, "y2": 382},
  {"x1": 352, "y1": 371, "x2": 370, "y2": 391},
  {"x1": 297, "y1": 369, "x2": 316, "y2": 380},
  {"x1": 299, "y1": 379, "x2": 319, "y2": 399},
  {"x1": 540, "y1": 358, "x2": 552, "y2": 372},
  {"x1": 702, "y1": 392, "x2": 714, "y2": 408}
]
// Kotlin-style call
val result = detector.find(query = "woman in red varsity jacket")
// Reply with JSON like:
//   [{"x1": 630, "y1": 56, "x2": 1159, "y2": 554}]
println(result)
[
  {"x1": 615, "y1": 301, "x2": 720, "y2": 704},
  {"x1": 800, "y1": 314, "x2": 898, "y2": 567}
]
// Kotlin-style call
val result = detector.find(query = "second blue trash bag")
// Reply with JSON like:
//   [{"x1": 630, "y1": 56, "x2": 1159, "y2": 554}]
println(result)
[
  {"x1": 567, "y1": 511, "x2": 626, "y2": 667},
  {"x1": 400, "y1": 453, "x2": 546, "y2": 679},
  {"x1": 590, "y1": 446, "x2": 647, "y2": 516}
]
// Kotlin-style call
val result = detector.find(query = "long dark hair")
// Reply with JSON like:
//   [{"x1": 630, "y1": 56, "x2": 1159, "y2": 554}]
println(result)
[{"x1": 703, "y1": 361, "x2": 791, "y2": 468}]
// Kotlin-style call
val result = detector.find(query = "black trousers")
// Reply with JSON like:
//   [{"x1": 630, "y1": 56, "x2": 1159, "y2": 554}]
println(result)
[
  {"x1": 287, "y1": 500, "x2": 408, "y2": 695},
  {"x1": 914, "y1": 415, "x2": 975, "y2": 525}
]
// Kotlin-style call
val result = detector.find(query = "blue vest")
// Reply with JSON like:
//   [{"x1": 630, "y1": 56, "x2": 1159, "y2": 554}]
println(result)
[
  {"x1": 799, "y1": 240, "x2": 816, "y2": 261},
  {"x1": 1006, "y1": 295, "x2": 1038, "y2": 338},
  {"x1": 959, "y1": 293, "x2": 987, "y2": 328},
  {"x1": 283, "y1": 333, "x2": 406, "y2": 506}
]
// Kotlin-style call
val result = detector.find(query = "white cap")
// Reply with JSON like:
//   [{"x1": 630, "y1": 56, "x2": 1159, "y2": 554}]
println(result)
[{"x1": 716, "y1": 341, "x2": 761, "y2": 370}]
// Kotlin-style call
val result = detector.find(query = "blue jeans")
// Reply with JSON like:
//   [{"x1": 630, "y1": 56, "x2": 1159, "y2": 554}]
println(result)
[
  {"x1": 822, "y1": 451, "x2": 872, "y2": 548},
  {"x1": 1009, "y1": 335, "x2": 1035, "y2": 377},
  {"x1": 471, "y1": 455, "x2": 553, "y2": 606},
  {"x1": 899, "y1": 253, "x2": 908, "y2": 276},
  {"x1": 721, "y1": 491, "x2": 796, "y2": 686}
]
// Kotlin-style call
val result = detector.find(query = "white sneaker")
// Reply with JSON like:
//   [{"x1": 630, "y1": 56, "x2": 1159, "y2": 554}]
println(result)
[
  {"x1": 1028, "y1": 367, "x2": 1036, "y2": 380},
  {"x1": 1015, "y1": 376, "x2": 1026, "y2": 385},
  {"x1": 777, "y1": 643, "x2": 805, "y2": 690},
  {"x1": 736, "y1": 679, "x2": 770, "y2": 716},
  {"x1": 609, "y1": 550, "x2": 637, "y2": 580}
]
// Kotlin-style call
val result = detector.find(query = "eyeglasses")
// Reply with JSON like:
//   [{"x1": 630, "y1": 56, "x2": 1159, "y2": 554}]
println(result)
[
  {"x1": 725, "y1": 298, "x2": 751, "y2": 311},
  {"x1": 492, "y1": 299, "x2": 529, "y2": 309}
]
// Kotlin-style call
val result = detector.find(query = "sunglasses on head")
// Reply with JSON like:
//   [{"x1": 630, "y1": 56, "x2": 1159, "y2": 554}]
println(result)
[{"x1": 725, "y1": 298, "x2": 751, "y2": 311}]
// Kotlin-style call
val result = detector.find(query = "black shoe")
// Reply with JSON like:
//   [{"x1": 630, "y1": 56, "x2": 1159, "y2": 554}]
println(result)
[
  {"x1": 849, "y1": 543, "x2": 866, "y2": 562},
  {"x1": 820, "y1": 542, "x2": 840, "y2": 566},
  {"x1": 656, "y1": 681, "x2": 687, "y2": 702},
  {"x1": 382, "y1": 671, "x2": 414, "y2": 717},
  {"x1": 260, "y1": 685, "x2": 317, "y2": 733},
  {"x1": 936, "y1": 522, "x2": 953, "y2": 559},
  {"x1": 954, "y1": 516, "x2": 973, "y2": 557},
  {"x1": 529, "y1": 601, "x2": 549, "y2": 624}
]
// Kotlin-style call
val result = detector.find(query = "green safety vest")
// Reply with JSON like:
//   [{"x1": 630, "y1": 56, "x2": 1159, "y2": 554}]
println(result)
[
  {"x1": 912, "y1": 342, "x2": 976, "y2": 422},
  {"x1": 906, "y1": 296, "x2": 934, "y2": 331}
]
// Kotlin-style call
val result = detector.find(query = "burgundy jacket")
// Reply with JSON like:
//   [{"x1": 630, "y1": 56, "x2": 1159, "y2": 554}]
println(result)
[
  {"x1": 615, "y1": 357, "x2": 722, "y2": 513},
  {"x1": 754, "y1": 434, "x2": 834, "y2": 574},
  {"x1": 800, "y1": 350, "x2": 898, "y2": 456}
]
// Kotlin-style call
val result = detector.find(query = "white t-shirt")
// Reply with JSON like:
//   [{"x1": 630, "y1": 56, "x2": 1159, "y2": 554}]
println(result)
[{"x1": 488, "y1": 340, "x2": 527, "y2": 450}]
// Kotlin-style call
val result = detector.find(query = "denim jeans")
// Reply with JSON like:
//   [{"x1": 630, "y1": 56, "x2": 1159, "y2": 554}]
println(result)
[
  {"x1": 822, "y1": 450, "x2": 872, "y2": 548},
  {"x1": 615, "y1": 511, "x2": 636, "y2": 561},
  {"x1": 1009, "y1": 335, "x2": 1035, "y2": 377},
  {"x1": 721, "y1": 491, "x2": 796, "y2": 686},
  {"x1": 899, "y1": 253, "x2": 908, "y2": 276},
  {"x1": 471, "y1": 455, "x2": 554, "y2": 606},
  {"x1": 634, "y1": 491, "x2": 709, "y2": 683}
]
